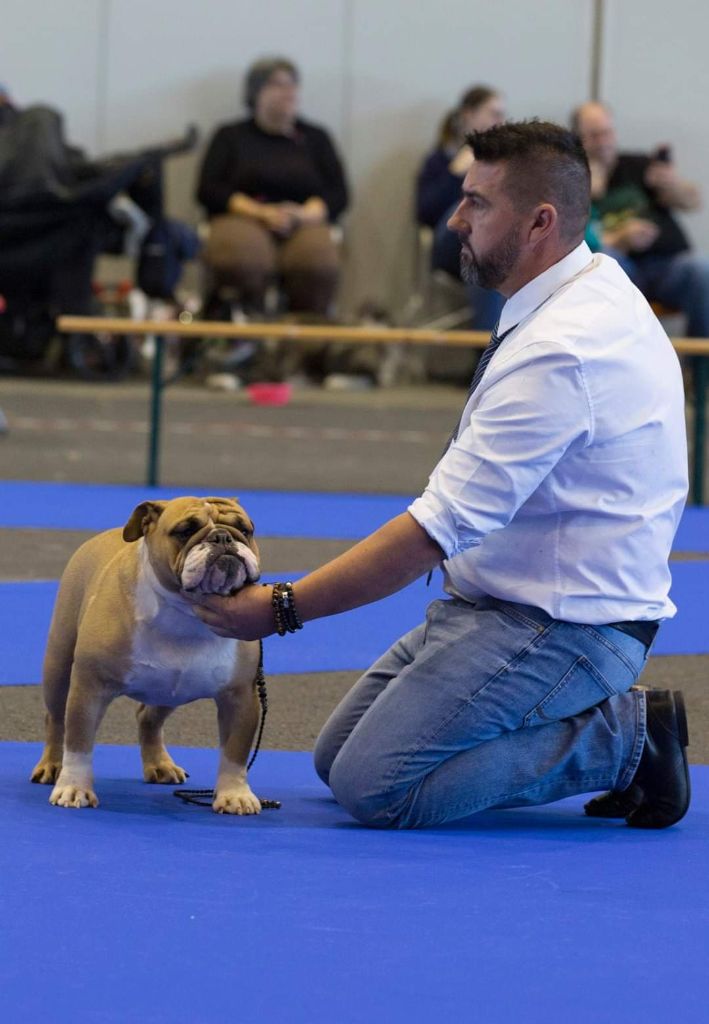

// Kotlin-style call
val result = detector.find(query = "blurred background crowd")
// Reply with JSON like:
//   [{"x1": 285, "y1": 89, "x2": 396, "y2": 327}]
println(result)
[{"x1": 0, "y1": 0, "x2": 706, "y2": 402}]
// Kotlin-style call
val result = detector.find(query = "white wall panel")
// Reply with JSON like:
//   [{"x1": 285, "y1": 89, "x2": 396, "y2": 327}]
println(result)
[
  {"x1": 345, "y1": 0, "x2": 594, "y2": 312},
  {"x1": 0, "y1": 0, "x2": 103, "y2": 152},
  {"x1": 601, "y1": 0, "x2": 709, "y2": 256}
]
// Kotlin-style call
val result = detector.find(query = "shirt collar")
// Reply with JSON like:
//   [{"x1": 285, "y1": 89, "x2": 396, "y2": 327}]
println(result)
[{"x1": 497, "y1": 242, "x2": 593, "y2": 336}]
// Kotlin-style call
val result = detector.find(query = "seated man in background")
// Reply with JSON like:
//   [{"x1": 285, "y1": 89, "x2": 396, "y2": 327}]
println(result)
[
  {"x1": 196, "y1": 56, "x2": 348, "y2": 322},
  {"x1": 573, "y1": 101, "x2": 708, "y2": 337},
  {"x1": 416, "y1": 85, "x2": 506, "y2": 330}
]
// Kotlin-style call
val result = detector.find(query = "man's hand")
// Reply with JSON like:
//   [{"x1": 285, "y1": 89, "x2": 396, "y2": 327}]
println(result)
[
  {"x1": 187, "y1": 582, "x2": 276, "y2": 640},
  {"x1": 604, "y1": 217, "x2": 660, "y2": 253},
  {"x1": 186, "y1": 513, "x2": 443, "y2": 642},
  {"x1": 644, "y1": 159, "x2": 700, "y2": 211},
  {"x1": 644, "y1": 158, "x2": 680, "y2": 192}
]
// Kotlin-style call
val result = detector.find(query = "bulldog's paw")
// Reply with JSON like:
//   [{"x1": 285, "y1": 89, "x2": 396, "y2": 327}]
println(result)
[
  {"x1": 30, "y1": 757, "x2": 63, "y2": 785},
  {"x1": 212, "y1": 785, "x2": 261, "y2": 815},
  {"x1": 49, "y1": 783, "x2": 99, "y2": 808},
  {"x1": 143, "y1": 757, "x2": 189, "y2": 785}
]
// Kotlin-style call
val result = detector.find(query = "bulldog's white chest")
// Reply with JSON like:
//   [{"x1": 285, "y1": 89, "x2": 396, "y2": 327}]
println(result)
[{"x1": 123, "y1": 560, "x2": 241, "y2": 707}]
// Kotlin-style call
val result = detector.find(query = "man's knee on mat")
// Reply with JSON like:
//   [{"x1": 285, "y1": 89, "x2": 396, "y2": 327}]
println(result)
[{"x1": 328, "y1": 755, "x2": 410, "y2": 829}]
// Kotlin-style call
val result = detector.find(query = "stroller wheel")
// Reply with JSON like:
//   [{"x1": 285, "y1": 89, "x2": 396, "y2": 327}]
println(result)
[{"x1": 65, "y1": 331, "x2": 134, "y2": 381}]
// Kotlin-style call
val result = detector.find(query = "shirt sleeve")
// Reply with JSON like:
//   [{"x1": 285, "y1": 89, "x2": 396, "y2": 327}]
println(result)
[
  {"x1": 309, "y1": 126, "x2": 349, "y2": 221},
  {"x1": 408, "y1": 342, "x2": 593, "y2": 558}
]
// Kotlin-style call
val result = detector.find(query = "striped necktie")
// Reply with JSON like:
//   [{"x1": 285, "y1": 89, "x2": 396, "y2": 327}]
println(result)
[{"x1": 449, "y1": 320, "x2": 516, "y2": 444}]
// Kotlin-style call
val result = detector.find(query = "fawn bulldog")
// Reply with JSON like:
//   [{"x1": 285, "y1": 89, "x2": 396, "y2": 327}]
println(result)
[{"x1": 30, "y1": 496, "x2": 264, "y2": 814}]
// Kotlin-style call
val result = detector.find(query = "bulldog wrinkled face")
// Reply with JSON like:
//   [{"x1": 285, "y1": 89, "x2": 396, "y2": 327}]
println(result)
[
  {"x1": 174, "y1": 499, "x2": 260, "y2": 596},
  {"x1": 128, "y1": 497, "x2": 261, "y2": 595}
]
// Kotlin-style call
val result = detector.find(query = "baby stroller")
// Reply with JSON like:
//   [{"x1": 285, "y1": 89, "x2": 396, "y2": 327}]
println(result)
[{"x1": 0, "y1": 103, "x2": 198, "y2": 380}]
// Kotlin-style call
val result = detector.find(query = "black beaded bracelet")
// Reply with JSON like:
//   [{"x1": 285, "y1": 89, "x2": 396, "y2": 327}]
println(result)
[{"x1": 271, "y1": 581, "x2": 303, "y2": 636}]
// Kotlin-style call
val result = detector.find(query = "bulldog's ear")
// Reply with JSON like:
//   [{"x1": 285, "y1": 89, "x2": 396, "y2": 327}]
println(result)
[{"x1": 122, "y1": 501, "x2": 168, "y2": 542}]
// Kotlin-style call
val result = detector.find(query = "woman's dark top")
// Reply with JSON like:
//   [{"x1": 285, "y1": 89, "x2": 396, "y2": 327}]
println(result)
[
  {"x1": 196, "y1": 117, "x2": 348, "y2": 221},
  {"x1": 416, "y1": 147, "x2": 461, "y2": 228}
]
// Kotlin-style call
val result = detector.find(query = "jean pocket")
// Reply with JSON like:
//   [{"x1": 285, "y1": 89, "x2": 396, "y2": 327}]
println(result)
[
  {"x1": 422, "y1": 599, "x2": 445, "y2": 645},
  {"x1": 523, "y1": 655, "x2": 617, "y2": 727}
]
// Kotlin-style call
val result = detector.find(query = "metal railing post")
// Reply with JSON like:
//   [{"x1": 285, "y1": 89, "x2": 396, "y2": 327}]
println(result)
[{"x1": 146, "y1": 334, "x2": 164, "y2": 488}]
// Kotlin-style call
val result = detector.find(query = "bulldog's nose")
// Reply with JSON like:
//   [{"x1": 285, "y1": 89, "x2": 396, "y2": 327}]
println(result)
[{"x1": 210, "y1": 529, "x2": 236, "y2": 548}]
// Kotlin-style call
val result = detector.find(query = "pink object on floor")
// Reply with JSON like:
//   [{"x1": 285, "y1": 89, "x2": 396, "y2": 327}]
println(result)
[{"x1": 246, "y1": 381, "x2": 292, "y2": 406}]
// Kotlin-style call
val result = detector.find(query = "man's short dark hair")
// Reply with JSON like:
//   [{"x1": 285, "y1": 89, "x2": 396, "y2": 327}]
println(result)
[{"x1": 466, "y1": 120, "x2": 591, "y2": 242}]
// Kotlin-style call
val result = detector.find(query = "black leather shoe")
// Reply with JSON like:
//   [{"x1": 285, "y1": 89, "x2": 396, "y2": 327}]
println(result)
[
  {"x1": 585, "y1": 690, "x2": 690, "y2": 827},
  {"x1": 626, "y1": 689, "x2": 690, "y2": 828},
  {"x1": 584, "y1": 786, "x2": 641, "y2": 818}
]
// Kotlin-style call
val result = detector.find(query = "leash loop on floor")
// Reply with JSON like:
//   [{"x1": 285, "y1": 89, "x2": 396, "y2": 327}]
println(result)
[{"x1": 174, "y1": 640, "x2": 281, "y2": 810}]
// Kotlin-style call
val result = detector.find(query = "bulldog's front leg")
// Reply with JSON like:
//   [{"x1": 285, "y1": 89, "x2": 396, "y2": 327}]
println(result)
[
  {"x1": 213, "y1": 686, "x2": 261, "y2": 815},
  {"x1": 49, "y1": 678, "x2": 112, "y2": 809},
  {"x1": 136, "y1": 703, "x2": 189, "y2": 783}
]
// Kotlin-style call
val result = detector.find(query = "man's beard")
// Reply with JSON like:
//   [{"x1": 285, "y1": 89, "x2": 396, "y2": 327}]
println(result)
[{"x1": 460, "y1": 225, "x2": 521, "y2": 290}]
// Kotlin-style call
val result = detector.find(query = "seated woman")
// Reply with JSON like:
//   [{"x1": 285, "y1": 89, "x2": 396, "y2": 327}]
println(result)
[
  {"x1": 416, "y1": 84, "x2": 506, "y2": 330},
  {"x1": 196, "y1": 57, "x2": 348, "y2": 318}
]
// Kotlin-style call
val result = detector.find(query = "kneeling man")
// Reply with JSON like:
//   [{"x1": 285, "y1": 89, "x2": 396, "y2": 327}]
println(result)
[{"x1": 190, "y1": 121, "x2": 690, "y2": 831}]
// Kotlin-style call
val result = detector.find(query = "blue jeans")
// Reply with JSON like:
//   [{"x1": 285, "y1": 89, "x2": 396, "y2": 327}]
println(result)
[
  {"x1": 608, "y1": 248, "x2": 709, "y2": 337},
  {"x1": 314, "y1": 596, "x2": 650, "y2": 829},
  {"x1": 432, "y1": 207, "x2": 505, "y2": 331}
]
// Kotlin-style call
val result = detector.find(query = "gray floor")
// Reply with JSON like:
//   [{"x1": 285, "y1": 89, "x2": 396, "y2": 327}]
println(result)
[{"x1": 0, "y1": 374, "x2": 706, "y2": 762}]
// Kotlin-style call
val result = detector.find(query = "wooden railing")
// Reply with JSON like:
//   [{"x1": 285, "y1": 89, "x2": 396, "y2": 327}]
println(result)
[{"x1": 57, "y1": 315, "x2": 709, "y2": 502}]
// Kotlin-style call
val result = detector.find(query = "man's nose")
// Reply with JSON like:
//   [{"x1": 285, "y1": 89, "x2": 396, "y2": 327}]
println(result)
[{"x1": 447, "y1": 203, "x2": 468, "y2": 235}]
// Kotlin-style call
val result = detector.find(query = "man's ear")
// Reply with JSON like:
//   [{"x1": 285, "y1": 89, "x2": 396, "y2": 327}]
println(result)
[
  {"x1": 122, "y1": 501, "x2": 168, "y2": 542},
  {"x1": 528, "y1": 203, "x2": 558, "y2": 245}
]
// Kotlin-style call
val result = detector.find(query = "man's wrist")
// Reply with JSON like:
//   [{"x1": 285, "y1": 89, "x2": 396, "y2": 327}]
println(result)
[{"x1": 271, "y1": 582, "x2": 304, "y2": 636}]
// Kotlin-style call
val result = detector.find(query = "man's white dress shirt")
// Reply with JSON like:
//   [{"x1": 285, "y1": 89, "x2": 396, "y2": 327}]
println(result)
[{"x1": 409, "y1": 242, "x2": 688, "y2": 623}]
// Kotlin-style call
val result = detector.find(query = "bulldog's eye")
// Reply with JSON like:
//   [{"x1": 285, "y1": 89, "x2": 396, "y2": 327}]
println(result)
[
  {"x1": 171, "y1": 520, "x2": 200, "y2": 539},
  {"x1": 231, "y1": 518, "x2": 253, "y2": 537}
]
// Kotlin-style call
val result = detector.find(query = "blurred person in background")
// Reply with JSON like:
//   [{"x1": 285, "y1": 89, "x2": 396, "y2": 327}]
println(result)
[
  {"x1": 416, "y1": 85, "x2": 506, "y2": 330},
  {"x1": 573, "y1": 101, "x2": 708, "y2": 337},
  {"x1": 197, "y1": 57, "x2": 348, "y2": 322}
]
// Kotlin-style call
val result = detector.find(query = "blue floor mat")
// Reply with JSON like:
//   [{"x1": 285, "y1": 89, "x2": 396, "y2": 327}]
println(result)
[
  {"x1": 3, "y1": 742, "x2": 708, "y2": 1024},
  {"x1": 0, "y1": 480, "x2": 410, "y2": 539},
  {"x1": 673, "y1": 505, "x2": 709, "y2": 551},
  {"x1": 2, "y1": 480, "x2": 709, "y2": 549},
  {"x1": 1, "y1": 560, "x2": 706, "y2": 687},
  {"x1": 0, "y1": 574, "x2": 446, "y2": 685}
]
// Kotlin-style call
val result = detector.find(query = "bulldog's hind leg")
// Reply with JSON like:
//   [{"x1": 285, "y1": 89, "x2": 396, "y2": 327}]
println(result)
[
  {"x1": 136, "y1": 704, "x2": 189, "y2": 783},
  {"x1": 212, "y1": 685, "x2": 262, "y2": 815},
  {"x1": 31, "y1": 617, "x2": 77, "y2": 785},
  {"x1": 49, "y1": 672, "x2": 112, "y2": 808}
]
